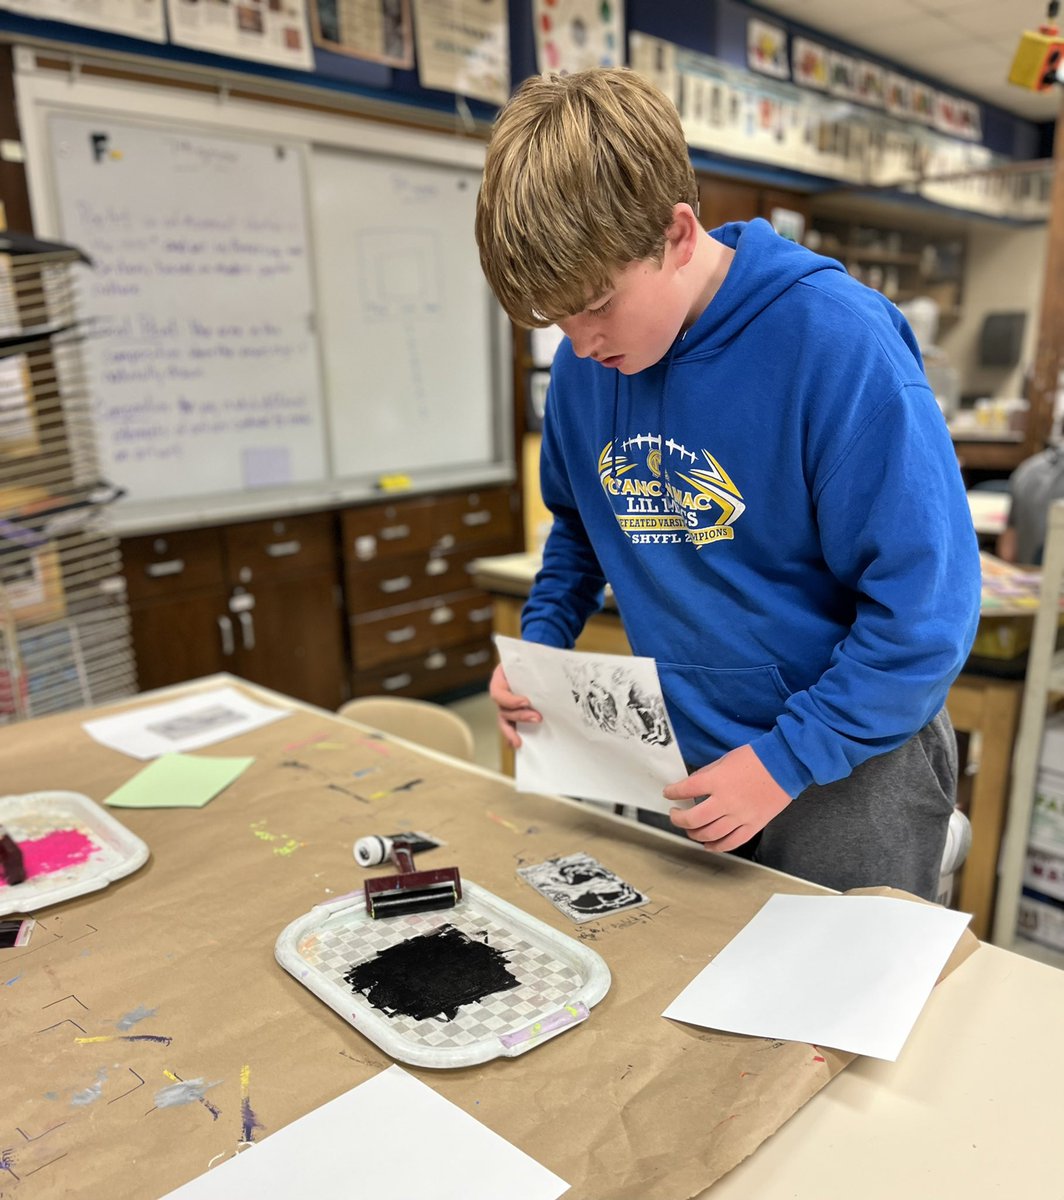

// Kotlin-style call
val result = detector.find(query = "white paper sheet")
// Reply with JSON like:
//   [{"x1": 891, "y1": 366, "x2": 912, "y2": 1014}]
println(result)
[
  {"x1": 159, "y1": 1064, "x2": 569, "y2": 1200},
  {"x1": 82, "y1": 687, "x2": 290, "y2": 760},
  {"x1": 495, "y1": 636, "x2": 687, "y2": 815},
  {"x1": 662, "y1": 894, "x2": 972, "y2": 1061}
]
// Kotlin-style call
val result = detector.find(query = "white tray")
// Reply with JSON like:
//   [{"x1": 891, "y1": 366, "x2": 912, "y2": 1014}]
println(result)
[
  {"x1": 275, "y1": 880, "x2": 611, "y2": 1069},
  {"x1": 0, "y1": 790, "x2": 150, "y2": 915}
]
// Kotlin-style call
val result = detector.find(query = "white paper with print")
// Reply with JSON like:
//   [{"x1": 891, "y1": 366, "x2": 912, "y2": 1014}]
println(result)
[
  {"x1": 83, "y1": 686, "x2": 290, "y2": 760},
  {"x1": 495, "y1": 636, "x2": 687, "y2": 814}
]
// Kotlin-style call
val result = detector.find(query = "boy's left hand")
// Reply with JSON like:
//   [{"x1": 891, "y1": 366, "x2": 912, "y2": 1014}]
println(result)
[{"x1": 663, "y1": 745, "x2": 791, "y2": 852}]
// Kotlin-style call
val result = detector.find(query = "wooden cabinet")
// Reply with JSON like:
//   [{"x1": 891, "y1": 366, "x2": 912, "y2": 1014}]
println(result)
[
  {"x1": 122, "y1": 486, "x2": 520, "y2": 708},
  {"x1": 342, "y1": 486, "x2": 519, "y2": 699},
  {"x1": 696, "y1": 175, "x2": 812, "y2": 233},
  {"x1": 122, "y1": 512, "x2": 348, "y2": 710}
]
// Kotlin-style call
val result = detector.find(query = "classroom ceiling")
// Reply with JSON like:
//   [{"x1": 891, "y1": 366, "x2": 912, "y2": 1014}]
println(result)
[{"x1": 752, "y1": 0, "x2": 1063, "y2": 123}]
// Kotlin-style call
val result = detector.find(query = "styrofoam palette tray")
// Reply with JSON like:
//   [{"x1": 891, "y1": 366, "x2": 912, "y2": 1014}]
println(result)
[
  {"x1": 0, "y1": 790, "x2": 150, "y2": 915},
  {"x1": 276, "y1": 880, "x2": 611, "y2": 1068}
]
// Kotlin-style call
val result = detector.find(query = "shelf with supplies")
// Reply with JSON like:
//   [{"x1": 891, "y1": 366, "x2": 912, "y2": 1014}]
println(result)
[{"x1": 808, "y1": 218, "x2": 966, "y2": 315}]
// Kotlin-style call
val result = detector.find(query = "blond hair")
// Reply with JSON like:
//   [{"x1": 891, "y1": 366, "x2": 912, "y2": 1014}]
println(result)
[{"x1": 475, "y1": 68, "x2": 697, "y2": 328}]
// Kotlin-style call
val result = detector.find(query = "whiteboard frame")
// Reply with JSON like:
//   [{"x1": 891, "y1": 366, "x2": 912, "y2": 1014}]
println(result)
[{"x1": 14, "y1": 46, "x2": 514, "y2": 535}]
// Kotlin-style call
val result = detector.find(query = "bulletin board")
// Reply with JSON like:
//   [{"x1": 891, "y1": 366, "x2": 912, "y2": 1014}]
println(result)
[{"x1": 13, "y1": 50, "x2": 512, "y2": 533}]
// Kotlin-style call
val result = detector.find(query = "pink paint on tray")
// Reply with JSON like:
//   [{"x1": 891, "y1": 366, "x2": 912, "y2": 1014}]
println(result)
[{"x1": 0, "y1": 829, "x2": 98, "y2": 886}]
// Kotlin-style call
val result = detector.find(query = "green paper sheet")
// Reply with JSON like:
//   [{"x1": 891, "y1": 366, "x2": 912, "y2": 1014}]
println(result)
[{"x1": 103, "y1": 753, "x2": 254, "y2": 809}]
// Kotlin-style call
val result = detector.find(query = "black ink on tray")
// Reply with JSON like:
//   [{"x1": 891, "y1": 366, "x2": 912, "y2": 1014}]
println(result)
[{"x1": 344, "y1": 925, "x2": 519, "y2": 1022}]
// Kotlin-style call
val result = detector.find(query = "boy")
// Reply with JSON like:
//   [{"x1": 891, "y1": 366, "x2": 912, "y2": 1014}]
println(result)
[{"x1": 475, "y1": 68, "x2": 981, "y2": 899}]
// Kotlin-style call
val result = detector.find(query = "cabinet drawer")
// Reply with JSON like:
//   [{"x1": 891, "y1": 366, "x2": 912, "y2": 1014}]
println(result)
[
  {"x1": 431, "y1": 488, "x2": 515, "y2": 552},
  {"x1": 342, "y1": 498, "x2": 439, "y2": 563},
  {"x1": 224, "y1": 512, "x2": 336, "y2": 582},
  {"x1": 352, "y1": 638, "x2": 495, "y2": 699},
  {"x1": 122, "y1": 527, "x2": 226, "y2": 601},
  {"x1": 352, "y1": 590, "x2": 496, "y2": 671},
  {"x1": 345, "y1": 536, "x2": 514, "y2": 613}
]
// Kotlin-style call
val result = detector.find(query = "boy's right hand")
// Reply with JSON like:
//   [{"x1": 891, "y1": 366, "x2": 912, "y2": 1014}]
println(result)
[{"x1": 489, "y1": 662, "x2": 542, "y2": 749}]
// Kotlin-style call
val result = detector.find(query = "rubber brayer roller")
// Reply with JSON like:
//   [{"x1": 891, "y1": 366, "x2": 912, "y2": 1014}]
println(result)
[{"x1": 354, "y1": 834, "x2": 462, "y2": 920}]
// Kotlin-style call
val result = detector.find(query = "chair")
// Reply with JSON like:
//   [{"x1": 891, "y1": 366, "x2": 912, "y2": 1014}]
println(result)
[
  {"x1": 937, "y1": 806, "x2": 973, "y2": 908},
  {"x1": 337, "y1": 695, "x2": 476, "y2": 762}
]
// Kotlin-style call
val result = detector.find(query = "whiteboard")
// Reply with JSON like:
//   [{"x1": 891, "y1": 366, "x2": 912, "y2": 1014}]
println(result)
[
  {"x1": 311, "y1": 148, "x2": 496, "y2": 480},
  {"x1": 48, "y1": 114, "x2": 326, "y2": 505},
  {"x1": 15, "y1": 52, "x2": 512, "y2": 532}
]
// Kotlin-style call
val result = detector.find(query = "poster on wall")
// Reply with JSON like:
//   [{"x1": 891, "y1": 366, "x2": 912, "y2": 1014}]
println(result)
[
  {"x1": 747, "y1": 18, "x2": 788, "y2": 80},
  {"x1": 827, "y1": 51, "x2": 859, "y2": 100},
  {"x1": 855, "y1": 61, "x2": 885, "y2": 109},
  {"x1": 628, "y1": 32, "x2": 1032, "y2": 222},
  {"x1": 411, "y1": 0, "x2": 509, "y2": 105},
  {"x1": 311, "y1": 0, "x2": 413, "y2": 67},
  {"x1": 792, "y1": 37, "x2": 828, "y2": 91},
  {"x1": 884, "y1": 71, "x2": 912, "y2": 118},
  {"x1": 910, "y1": 81, "x2": 937, "y2": 126},
  {"x1": 165, "y1": 0, "x2": 314, "y2": 70},
  {"x1": 0, "y1": 0, "x2": 165, "y2": 41},
  {"x1": 627, "y1": 29, "x2": 679, "y2": 102},
  {"x1": 533, "y1": 0, "x2": 624, "y2": 75}
]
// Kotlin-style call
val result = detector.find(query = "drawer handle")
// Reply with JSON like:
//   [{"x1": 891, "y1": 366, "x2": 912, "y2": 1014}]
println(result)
[
  {"x1": 380, "y1": 524, "x2": 411, "y2": 541},
  {"x1": 380, "y1": 575, "x2": 412, "y2": 594},
  {"x1": 469, "y1": 606, "x2": 494, "y2": 623},
  {"x1": 385, "y1": 625, "x2": 417, "y2": 644},
  {"x1": 463, "y1": 649, "x2": 491, "y2": 667},
  {"x1": 425, "y1": 558, "x2": 448, "y2": 577},
  {"x1": 217, "y1": 615, "x2": 235, "y2": 657},
  {"x1": 429, "y1": 606, "x2": 455, "y2": 625},
  {"x1": 435, "y1": 533, "x2": 456, "y2": 552},
  {"x1": 265, "y1": 540, "x2": 301, "y2": 557},
  {"x1": 382, "y1": 672, "x2": 413, "y2": 690},
  {"x1": 237, "y1": 609, "x2": 256, "y2": 651},
  {"x1": 462, "y1": 510, "x2": 492, "y2": 526},
  {"x1": 424, "y1": 652, "x2": 447, "y2": 669},
  {"x1": 146, "y1": 559, "x2": 185, "y2": 578}
]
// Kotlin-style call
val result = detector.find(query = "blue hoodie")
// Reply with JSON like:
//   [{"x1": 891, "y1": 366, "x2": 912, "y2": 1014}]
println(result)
[{"x1": 521, "y1": 219, "x2": 981, "y2": 798}]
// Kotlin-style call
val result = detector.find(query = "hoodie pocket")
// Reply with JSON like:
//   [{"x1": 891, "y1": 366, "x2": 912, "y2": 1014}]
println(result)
[{"x1": 656, "y1": 661, "x2": 792, "y2": 751}]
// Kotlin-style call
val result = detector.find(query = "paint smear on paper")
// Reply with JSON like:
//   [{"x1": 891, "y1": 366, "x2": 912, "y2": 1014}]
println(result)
[
  {"x1": 71, "y1": 1068, "x2": 107, "y2": 1107},
  {"x1": 239, "y1": 1064, "x2": 265, "y2": 1143},
  {"x1": 117, "y1": 1004, "x2": 157, "y2": 1031},
  {"x1": 0, "y1": 829, "x2": 98, "y2": 887},
  {"x1": 75, "y1": 1034, "x2": 172, "y2": 1046},
  {"x1": 250, "y1": 820, "x2": 304, "y2": 857},
  {"x1": 344, "y1": 925, "x2": 519, "y2": 1022},
  {"x1": 155, "y1": 1075, "x2": 221, "y2": 1117},
  {"x1": 283, "y1": 732, "x2": 331, "y2": 751},
  {"x1": 1, "y1": 1147, "x2": 17, "y2": 1176}
]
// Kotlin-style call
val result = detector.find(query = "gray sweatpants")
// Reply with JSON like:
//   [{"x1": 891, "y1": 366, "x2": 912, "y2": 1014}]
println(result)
[
  {"x1": 641, "y1": 708, "x2": 958, "y2": 900},
  {"x1": 753, "y1": 707, "x2": 958, "y2": 900}
]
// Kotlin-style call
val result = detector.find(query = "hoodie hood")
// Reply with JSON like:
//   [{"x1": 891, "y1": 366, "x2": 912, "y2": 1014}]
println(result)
[{"x1": 677, "y1": 218, "x2": 849, "y2": 358}]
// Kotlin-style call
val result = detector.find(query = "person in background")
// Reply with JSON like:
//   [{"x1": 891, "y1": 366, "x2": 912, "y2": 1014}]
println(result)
[
  {"x1": 475, "y1": 68, "x2": 981, "y2": 900},
  {"x1": 997, "y1": 444, "x2": 1064, "y2": 565}
]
